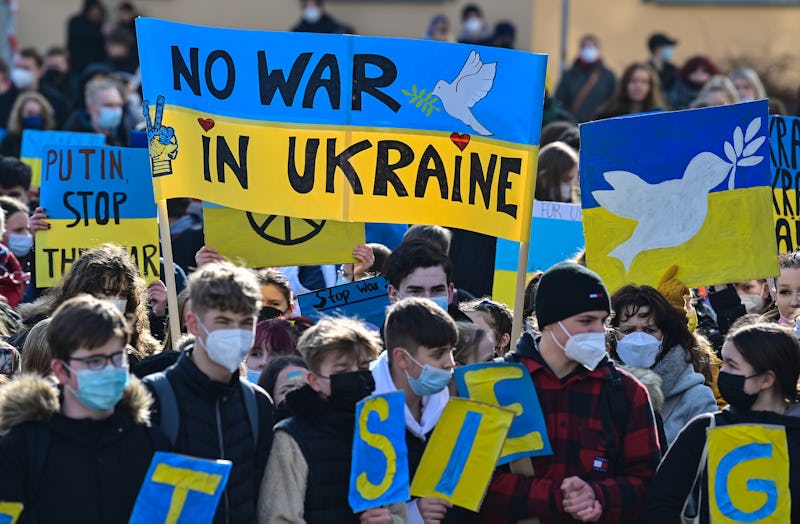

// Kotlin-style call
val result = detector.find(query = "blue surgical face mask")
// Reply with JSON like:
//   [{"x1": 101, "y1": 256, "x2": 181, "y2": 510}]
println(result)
[
  {"x1": 21, "y1": 115, "x2": 44, "y2": 130},
  {"x1": 247, "y1": 368, "x2": 262, "y2": 384},
  {"x1": 428, "y1": 294, "x2": 450, "y2": 312},
  {"x1": 661, "y1": 46, "x2": 675, "y2": 61},
  {"x1": 97, "y1": 107, "x2": 122, "y2": 129},
  {"x1": 7, "y1": 232, "x2": 32, "y2": 257},
  {"x1": 404, "y1": 349, "x2": 452, "y2": 396},
  {"x1": 65, "y1": 363, "x2": 130, "y2": 412}
]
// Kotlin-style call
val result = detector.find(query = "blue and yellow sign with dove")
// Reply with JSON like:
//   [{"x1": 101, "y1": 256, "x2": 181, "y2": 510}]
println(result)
[
  {"x1": 136, "y1": 19, "x2": 547, "y2": 241},
  {"x1": 580, "y1": 101, "x2": 778, "y2": 292}
]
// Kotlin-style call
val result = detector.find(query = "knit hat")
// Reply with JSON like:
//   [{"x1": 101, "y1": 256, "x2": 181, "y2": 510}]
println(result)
[{"x1": 535, "y1": 262, "x2": 611, "y2": 328}]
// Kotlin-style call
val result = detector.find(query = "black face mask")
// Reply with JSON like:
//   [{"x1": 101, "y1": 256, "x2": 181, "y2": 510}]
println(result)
[
  {"x1": 718, "y1": 370, "x2": 761, "y2": 411},
  {"x1": 329, "y1": 369, "x2": 375, "y2": 412},
  {"x1": 258, "y1": 306, "x2": 286, "y2": 321},
  {"x1": 274, "y1": 401, "x2": 292, "y2": 422}
]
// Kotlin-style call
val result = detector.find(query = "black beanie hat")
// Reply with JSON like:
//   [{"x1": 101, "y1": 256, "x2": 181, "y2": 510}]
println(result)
[{"x1": 535, "y1": 262, "x2": 611, "y2": 329}]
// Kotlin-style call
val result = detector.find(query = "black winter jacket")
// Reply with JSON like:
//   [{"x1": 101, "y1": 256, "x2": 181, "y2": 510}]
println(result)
[
  {"x1": 144, "y1": 349, "x2": 274, "y2": 524},
  {"x1": 0, "y1": 374, "x2": 167, "y2": 524}
]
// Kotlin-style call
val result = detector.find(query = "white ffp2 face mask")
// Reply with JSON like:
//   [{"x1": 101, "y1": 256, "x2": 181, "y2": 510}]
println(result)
[
  {"x1": 196, "y1": 315, "x2": 255, "y2": 374},
  {"x1": 616, "y1": 331, "x2": 662, "y2": 369},
  {"x1": 552, "y1": 321, "x2": 607, "y2": 371}
]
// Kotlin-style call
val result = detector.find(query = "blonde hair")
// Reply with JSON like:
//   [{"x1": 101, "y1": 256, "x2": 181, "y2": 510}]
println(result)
[
  {"x1": 729, "y1": 68, "x2": 767, "y2": 99},
  {"x1": 6, "y1": 91, "x2": 55, "y2": 135},
  {"x1": 21, "y1": 317, "x2": 52, "y2": 376}
]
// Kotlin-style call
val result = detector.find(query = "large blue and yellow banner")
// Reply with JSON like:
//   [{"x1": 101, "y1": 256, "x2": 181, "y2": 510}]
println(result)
[
  {"x1": 130, "y1": 452, "x2": 233, "y2": 524},
  {"x1": 136, "y1": 19, "x2": 547, "y2": 241},
  {"x1": 493, "y1": 200, "x2": 584, "y2": 305},
  {"x1": 21, "y1": 129, "x2": 104, "y2": 187},
  {"x1": 410, "y1": 398, "x2": 514, "y2": 511},
  {"x1": 707, "y1": 424, "x2": 791, "y2": 523},
  {"x1": 35, "y1": 145, "x2": 160, "y2": 286},
  {"x1": 349, "y1": 391, "x2": 410, "y2": 512},
  {"x1": 769, "y1": 115, "x2": 800, "y2": 254},
  {"x1": 203, "y1": 204, "x2": 364, "y2": 267},
  {"x1": 580, "y1": 101, "x2": 778, "y2": 292}
]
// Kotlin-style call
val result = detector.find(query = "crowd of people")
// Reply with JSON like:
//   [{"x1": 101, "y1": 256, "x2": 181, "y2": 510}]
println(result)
[{"x1": 0, "y1": 1, "x2": 797, "y2": 523}]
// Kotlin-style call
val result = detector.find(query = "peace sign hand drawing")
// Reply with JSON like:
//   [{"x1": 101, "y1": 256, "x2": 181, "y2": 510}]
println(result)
[{"x1": 143, "y1": 95, "x2": 179, "y2": 175}]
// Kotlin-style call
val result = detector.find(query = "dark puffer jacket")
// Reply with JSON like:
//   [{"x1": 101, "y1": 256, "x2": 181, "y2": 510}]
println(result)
[
  {"x1": 144, "y1": 348, "x2": 274, "y2": 524},
  {"x1": 0, "y1": 374, "x2": 167, "y2": 524}
]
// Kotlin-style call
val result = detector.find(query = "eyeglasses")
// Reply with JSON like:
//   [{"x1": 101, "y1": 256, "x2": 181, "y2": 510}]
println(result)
[
  {"x1": 0, "y1": 265, "x2": 30, "y2": 285},
  {"x1": 68, "y1": 351, "x2": 126, "y2": 370}
]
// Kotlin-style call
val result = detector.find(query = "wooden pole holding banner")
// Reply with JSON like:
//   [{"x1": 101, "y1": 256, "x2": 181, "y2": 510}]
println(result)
[
  {"x1": 509, "y1": 241, "x2": 530, "y2": 347},
  {"x1": 157, "y1": 201, "x2": 181, "y2": 350}
]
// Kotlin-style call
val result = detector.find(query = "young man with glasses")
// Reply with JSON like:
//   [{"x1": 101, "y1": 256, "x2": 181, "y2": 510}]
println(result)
[{"x1": 0, "y1": 294, "x2": 168, "y2": 523}]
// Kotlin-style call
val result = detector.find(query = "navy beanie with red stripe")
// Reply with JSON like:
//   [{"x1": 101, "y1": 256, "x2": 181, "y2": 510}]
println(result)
[{"x1": 535, "y1": 262, "x2": 611, "y2": 328}]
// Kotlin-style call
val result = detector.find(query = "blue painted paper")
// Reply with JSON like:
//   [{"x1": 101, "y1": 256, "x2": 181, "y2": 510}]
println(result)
[
  {"x1": 455, "y1": 362, "x2": 552, "y2": 464},
  {"x1": 21, "y1": 130, "x2": 104, "y2": 159},
  {"x1": 495, "y1": 200, "x2": 584, "y2": 272},
  {"x1": 297, "y1": 275, "x2": 390, "y2": 330},
  {"x1": 136, "y1": 18, "x2": 546, "y2": 145},
  {"x1": 348, "y1": 391, "x2": 410, "y2": 512},
  {"x1": 40, "y1": 145, "x2": 157, "y2": 220},
  {"x1": 129, "y1": 452, "x2": 232, "y2": 524}
]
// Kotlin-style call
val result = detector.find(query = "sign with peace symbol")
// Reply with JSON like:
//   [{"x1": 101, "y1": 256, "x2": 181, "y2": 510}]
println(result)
[{"x1": 246, "y1": 213, "x2": 327, "y2": 246}]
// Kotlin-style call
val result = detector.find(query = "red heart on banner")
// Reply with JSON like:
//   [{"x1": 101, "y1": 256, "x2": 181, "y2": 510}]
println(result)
[
  {"x1": 450, "y1": 132, "x2": 470, "y2": 151},
  {"x1": 197, "y1": 117, "x2": 215, "y2": 132}
]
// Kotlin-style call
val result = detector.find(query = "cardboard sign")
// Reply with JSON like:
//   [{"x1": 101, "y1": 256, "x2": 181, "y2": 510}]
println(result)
[
  {"x1": 707, "y1": 424, "x2": 790, "y2": 523},
  {"x1": 129, "y1": 452, "x2": 233, "y2": 524},
  {"x1": 349, "y1": 391, "x2": 410, "y2": 512},
  {"x1": 581, "y1": 101, "x2": 778, "y2": 292},
  {"x1": 769, "y1": 115, "x2": 800, "y2": 253},
  {"x1": 35, "y1": 145, "x2": 159, "y2": 286},
  {"x1": 410, "y1": 398, "x2": 513, "y2": 512},
  {"x1": 137, "y1": 18, "x2": 547, "y2": 241},
  {"x1": 455, "y1": 362, "x2": 552, "y2": 464},
  {"x1": 296, "y1": 275, "x2": 390, "y2": 330},
  {"x1": 493, "y1": 200, "x2": 584, "y2": 305},
  {"x1": 203, "y1": 205, "x2": 365, "y2": 267},
  {"x1": 20, "y1": 129, "x2": 104, "y2": 186}
]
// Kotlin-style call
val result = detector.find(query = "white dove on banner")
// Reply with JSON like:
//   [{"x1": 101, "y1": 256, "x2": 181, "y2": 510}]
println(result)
[{"x1": 432, "y1": 50, "x2": 496, "y2": 136}]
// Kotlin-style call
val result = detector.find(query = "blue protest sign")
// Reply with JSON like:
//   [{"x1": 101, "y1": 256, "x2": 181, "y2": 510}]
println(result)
[
  {"x1": 35, "y1": 145, "x2": 160, "y2": 286},
  {"x1": 769, "y1": 115, "x2": 800, "y2": 253},
  {"x1": 297, "y1": 275, "x2": 390, "y2": 330},
  {"x1": 455, "y1": 362, "x2": 552, "y2": 464},
  {"x1": 129, "y1": 452, "x2": 233, "y2": 524},
  {"x1": 20, "y1": 129, "x2": 105, "y2": 186},
  {"x1": 349, "y1": 391, "x2": 409, "y2": 512}
]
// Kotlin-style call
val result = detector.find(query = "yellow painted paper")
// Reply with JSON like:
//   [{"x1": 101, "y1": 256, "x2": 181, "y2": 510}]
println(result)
[
  {"x1": 203, "y1": 207, "x2": 364, "y2": 268},
  {"x1": 35, "y1": 218, "x2": 160, "y2": 287},
  {"x1": 707, "y1": 424, "x2": 790, "y2": 523},
  {"x1": 149, "y1": 107, "x2": 539, "y2": 242},
  {"x1": 585, "y1": 187, "x2": 779, "y2": 293},
  {"x1": 0, "y1": 502, "x2": 23, "y2": 524},
  {"x1": 774, "y1": 188, "x2": 799, "y2": 254},
  {"x1": 410, "y1": 398, "x2": 513, "y2": 511}
]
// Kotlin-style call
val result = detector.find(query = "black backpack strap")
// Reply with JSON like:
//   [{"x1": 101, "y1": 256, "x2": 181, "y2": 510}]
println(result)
[
  {"x1": 601, "y1": 361, "x2": 630, "y2": 472},
  {"x1": 147, "y1": 372, "x2": 179, "y2": 446},
  {"x1": 239, "y1": 380, "x2": 260, "y2": 447}
]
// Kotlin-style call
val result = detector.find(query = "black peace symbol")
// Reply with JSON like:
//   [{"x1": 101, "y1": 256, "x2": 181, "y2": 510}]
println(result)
[{"x1": 246, "y1": 213, "x2": 327, "y2": 246}]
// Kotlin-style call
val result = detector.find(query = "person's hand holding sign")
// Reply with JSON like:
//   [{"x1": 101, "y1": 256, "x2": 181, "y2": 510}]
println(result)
[
  {"x1": 148, "y1": 280, "x2": 168, "y2": 317},
  {"x1": 29, "y1": 206, "x2": 50, "y2": 234},
  {"x1": 143, "y1": 95, "x2": 178, "y2": 176},
  {"x1": 195, "y1": 245, "x2": 224, "y2": 268},
  {"x1": 352, "y1": 244, "x2": 375, "y2": 281},
  {"x1": 359, "y1": 507, "x2": 393, "y2": 524},
  {"x1": 417, "y1": 497, "x2": 452, "y2": 524},
  {"x1": 561, "y1": 476, "x2": 602, "y2": 522}
]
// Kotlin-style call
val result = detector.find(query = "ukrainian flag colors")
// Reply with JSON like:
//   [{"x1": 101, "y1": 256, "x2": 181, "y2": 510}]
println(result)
[
  {"x1": 35, "y1": 145, "x2": 159, "y2": 286},
  {"x1": 136, "y1": 19, "x2": 548, "y2": 242},
  {"x1": 580, "y1": 101, "x2": 778, "y2": 292},
  {"x1": 20, "y1": 129, "x2": 104, "y2": 187}
]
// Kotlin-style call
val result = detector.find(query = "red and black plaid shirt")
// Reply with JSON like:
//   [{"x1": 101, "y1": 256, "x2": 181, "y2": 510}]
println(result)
[{"x1": 479, "y1": 333, "x2": 661, "y2": 524}]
